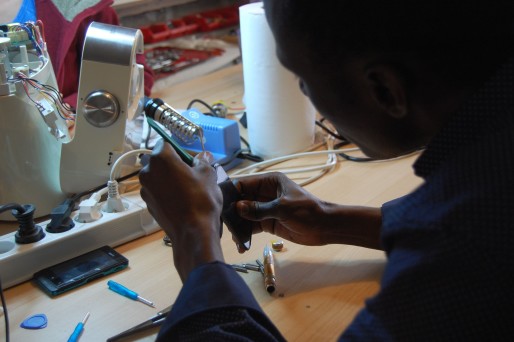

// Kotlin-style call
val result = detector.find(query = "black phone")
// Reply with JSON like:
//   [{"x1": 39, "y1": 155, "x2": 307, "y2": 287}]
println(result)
[{"x1": 33, "y1": 245, "x2": 128, "y2": 296}]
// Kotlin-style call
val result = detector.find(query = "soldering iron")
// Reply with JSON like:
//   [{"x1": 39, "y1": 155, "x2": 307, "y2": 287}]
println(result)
[{"x1": 143, "y1": 97, "x2": 253, "y2": 250}]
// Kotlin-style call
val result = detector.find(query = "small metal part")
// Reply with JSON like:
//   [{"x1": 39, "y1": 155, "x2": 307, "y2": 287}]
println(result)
[
  {"x1": 255, "y1": 259, "x2": 265, "y2": 274},
  {"x1": 271, "y1": 240, "x2": 284, "y2": 252},
  {"x1": 137, "y1": 296, "x2": 155, "y2": 308},
  {"x1": 212, "y1": 102, "x2": 228, "y2": 118},
  {"x1": 242, "y1": 263, "x2": 262, "y2": 272},
  {"x1": 263, "y1": 245, "x2": 276, "y2": 294},
  {"x1": 231, "y1": 264, "x2": 248, "y2": 273},
  {"x1": 145, "y1": 98, "x2": 203, "y2": 145},
  {"x1": 163, "y1": 235, "x2": 172, "y2": 247}
]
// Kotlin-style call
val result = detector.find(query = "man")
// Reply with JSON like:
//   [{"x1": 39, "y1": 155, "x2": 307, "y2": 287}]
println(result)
[{"x1": 139, "y1": 0, "x2": 514, "y2": 340}]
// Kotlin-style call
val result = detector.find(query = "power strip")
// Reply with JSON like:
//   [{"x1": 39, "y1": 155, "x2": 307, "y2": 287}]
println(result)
[{"x1": 0, "y1": 191, "x2": 159, "y2": 290}]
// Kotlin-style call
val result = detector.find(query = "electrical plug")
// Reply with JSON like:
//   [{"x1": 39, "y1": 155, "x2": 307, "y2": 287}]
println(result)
[
  {"x1": 76, "y1": 192, "x2": 104, "y2": 223},
  {"x1": 38, "y1": 98, "x2": 69, "y2": 141},
  {"x1": 103, "y1": 180, "x2": 128, "y2": 213},
  {"x1": 46, "y1": 198, "x2": 75, "y2": 233},
  {"x1": 10, "y1": 204, "x2": 46, "y2": 244}
]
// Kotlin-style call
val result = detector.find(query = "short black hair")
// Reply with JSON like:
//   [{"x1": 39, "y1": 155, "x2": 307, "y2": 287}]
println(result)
[{"x1": 264, "y1": 0, "x2": 514, "y2": 82}]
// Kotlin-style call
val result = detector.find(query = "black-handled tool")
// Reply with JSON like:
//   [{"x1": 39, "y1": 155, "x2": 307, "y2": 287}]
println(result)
[{"x1": 213, "y1": 163, "x2": 252, "y2": 251}]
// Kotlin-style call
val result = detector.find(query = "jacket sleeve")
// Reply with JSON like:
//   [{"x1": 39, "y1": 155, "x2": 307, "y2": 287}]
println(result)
[{"x1": 157, "y1": 261, "x2": 286, "y2": 341}]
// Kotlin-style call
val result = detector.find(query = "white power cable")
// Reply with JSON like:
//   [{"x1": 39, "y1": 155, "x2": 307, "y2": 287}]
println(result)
[
  {"x1": 230, "y1": 137, "x2": 340, "y2": 186},
  {"x1": 109, "y1": 148, "x2": 152, "y2": 181},
  {"x1": 229, "y1": 137, "x2": 419, "y2": 187},
  {"x1": 103, "y1": 148, "x2": 152, "y2": 213},
  {"x1": 231, "y1": 148, "x2": 357, "y2": 177}
]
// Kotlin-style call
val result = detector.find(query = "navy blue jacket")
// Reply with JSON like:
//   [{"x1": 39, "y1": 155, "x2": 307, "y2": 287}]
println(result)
[{"x1": 157, "y1": 59, "x2": 514, "y2": 341}]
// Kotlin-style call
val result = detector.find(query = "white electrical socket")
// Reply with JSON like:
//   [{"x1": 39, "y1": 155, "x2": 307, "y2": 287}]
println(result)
[{"x1": 0, "y1": 191, "x2": 159, "y2": 290}]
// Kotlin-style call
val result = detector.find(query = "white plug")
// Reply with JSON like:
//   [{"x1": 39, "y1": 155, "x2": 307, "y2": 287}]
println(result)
[
  {"x1": 103, "y1": 180, "x2": 128, "y2": 213},
  {"x1": 38, "y1": 98, "x2": 68, "y2": 140},
  {"x1": 76, "y1": 197, "x2": 103, "y2": 223}
]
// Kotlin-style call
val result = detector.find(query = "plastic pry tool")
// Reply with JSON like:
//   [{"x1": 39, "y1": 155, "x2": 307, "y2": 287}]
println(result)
[{"x1": 20, "y1": 314, "x2": 48, "y2": 329}]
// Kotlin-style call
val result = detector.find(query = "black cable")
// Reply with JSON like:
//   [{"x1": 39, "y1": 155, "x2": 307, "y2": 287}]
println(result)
[
  {"x1": 315, "y1": 119, "x2": 348, "y2": 141},
  {"x1": 333, "y1": 141, "x2": 376, "y2": 162},
  {"x1": 0, "y1": 276, "x2": 9, "y2": 342},
  {"x1": 219, "y1": 148, "x2": 262, "y2": 167},
  {"x1": 239, "y1": 136, "x2": 250, "y2": 149},
  {"x1": 144, "y1": 123, "x2": 153, "y2": 150},
  {"x1": 239, "y1": 152, "x2": 264, "y2": 163},
  {"x1": 186, "y1": 99, "x2": 217, "y2": 116},
  {"x1": 236, "y1": 136, "x2": 263, "y2": 161},
  {"x1": 220, "y1": 148, "x2": 242, "y2": 167},
  {"x1": 0, "y1": 203, "x2": 25, "y2": 215}
]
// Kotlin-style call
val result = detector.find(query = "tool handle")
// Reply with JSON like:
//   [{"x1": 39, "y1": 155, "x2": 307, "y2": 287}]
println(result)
[
  {"x1": 146, "y1": 116, "x2": 195, "y2": 166},
  {"x1": 67, "y1": 323, "x2": 84, "y2": 342},
  {"x1": 108, "y1": 280, "x2": 137, "y2": 300}
]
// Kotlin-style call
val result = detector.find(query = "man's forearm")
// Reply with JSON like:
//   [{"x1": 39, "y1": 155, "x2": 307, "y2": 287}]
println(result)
[{"x1": 318, "y1": 203, "x2": 383, "y2": 250}]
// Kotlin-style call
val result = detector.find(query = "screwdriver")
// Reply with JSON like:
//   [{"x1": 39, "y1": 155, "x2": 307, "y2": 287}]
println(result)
[
  {"x1": 67, "y1": 312, "x2": 90, "y2": 342},
  {"x1": 107, "y1": 280, "x2": 155, "y2": 307}
]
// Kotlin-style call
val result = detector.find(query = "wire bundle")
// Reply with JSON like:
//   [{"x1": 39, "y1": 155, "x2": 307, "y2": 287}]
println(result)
[
  {"x1": 15, "y1": 73, "x2": 75, "y2": 126},
  {"x1": 7, "y1": 21, "x2": 46, "y2": 58}
]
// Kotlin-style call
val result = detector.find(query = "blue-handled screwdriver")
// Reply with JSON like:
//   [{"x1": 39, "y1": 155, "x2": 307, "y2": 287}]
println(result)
[
  {"x1": 67, "y1": 312, "x2": 90, "y2": 342},
  {"x1": 108, "y1": 280, "x2": 155, "y2": 307}
]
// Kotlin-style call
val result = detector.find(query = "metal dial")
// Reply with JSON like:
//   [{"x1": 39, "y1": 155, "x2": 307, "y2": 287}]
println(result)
[{"x1": 83, "y1": 91, "x2": 120, "y2": 127}]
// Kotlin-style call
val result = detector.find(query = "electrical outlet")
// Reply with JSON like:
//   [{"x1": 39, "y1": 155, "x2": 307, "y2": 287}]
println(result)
[{"x1": 0, "y1": 191, "x2": 159, "y2": 290}]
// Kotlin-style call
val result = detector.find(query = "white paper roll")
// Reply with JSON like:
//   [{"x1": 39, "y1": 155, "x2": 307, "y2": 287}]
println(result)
[{"x1": 239, "y1": 2, "x2": 315, "y2": 159}]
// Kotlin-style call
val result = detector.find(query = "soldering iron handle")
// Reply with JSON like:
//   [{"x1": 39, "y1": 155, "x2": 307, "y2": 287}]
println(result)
[{"x1": 145, "y1": 116, "x2": 195, "y2": 166}]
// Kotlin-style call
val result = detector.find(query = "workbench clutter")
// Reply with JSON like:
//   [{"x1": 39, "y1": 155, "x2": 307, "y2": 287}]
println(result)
[
  {"x1": 141, "y1": 5, "x2": 240, "y2": 79},
  {"x1": 145, "y1": 45, "x2": 224, "y2": 79},
  {"x1": 239, "y1": 2, "x2": 316, "y2": 159},
  {"x1": 139, "y1": 5, "x2": 240, "y2": 43}
]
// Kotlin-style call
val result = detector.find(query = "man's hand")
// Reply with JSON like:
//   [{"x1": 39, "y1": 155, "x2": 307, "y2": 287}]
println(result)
[
  {"x1": 235, "y1": 172, "x2": 383, "y2": 250},
  {"x1": 139, "y1": 140, "x2": 225, "y2": 282},
  {"x1": 234, "y1": 172, "x2": 328, "y2": 246}
]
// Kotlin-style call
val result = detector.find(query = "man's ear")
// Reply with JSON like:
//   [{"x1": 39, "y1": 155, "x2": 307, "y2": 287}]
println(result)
[{"x1": 365, "y1": 64, "x2": 408, "y2": 118}]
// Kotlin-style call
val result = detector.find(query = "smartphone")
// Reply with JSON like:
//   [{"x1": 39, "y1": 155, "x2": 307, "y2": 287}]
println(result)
[{"x1": 33, "y1": 245, "x2": 128, "y2": 296}]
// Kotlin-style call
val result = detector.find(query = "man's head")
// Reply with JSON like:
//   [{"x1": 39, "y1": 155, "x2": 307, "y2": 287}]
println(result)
[{"x1": 262, "y1": 0, "x2": 514, "y2": 158}]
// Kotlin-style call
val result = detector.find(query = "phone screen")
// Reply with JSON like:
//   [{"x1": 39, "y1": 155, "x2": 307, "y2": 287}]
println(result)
[
  {"x1": 49, "y1": 249, "x2": 120, "y2": 283},
  {"x1": 34, "y1": 246, "x2": 128, "y2": 296}
]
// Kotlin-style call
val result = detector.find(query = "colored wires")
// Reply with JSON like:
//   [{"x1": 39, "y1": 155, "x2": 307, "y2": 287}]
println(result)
[
  {"x1": 9, "y1": 21, "x2": 45, "y2": 58},
  {"x1": 15, "y1": 73, "x2": 75, "y2": 125}
]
